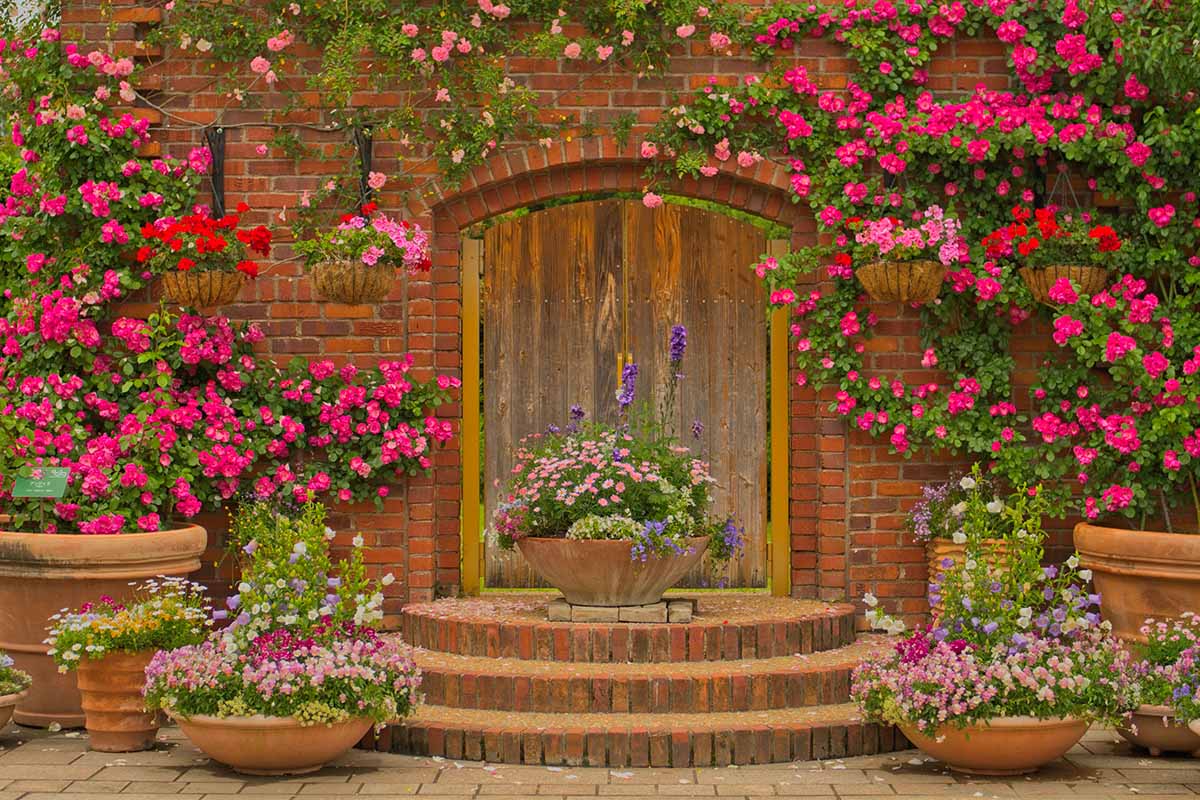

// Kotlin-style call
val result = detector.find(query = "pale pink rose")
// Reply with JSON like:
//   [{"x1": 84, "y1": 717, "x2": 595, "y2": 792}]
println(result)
[
  {"x1": 563, "y1": 42, "x2": 581, "y2": 59},
  {"x1": 642, "y1": 192, "x2": 663, "y2": 209},
  {"x1": 676, "y1": 24, "x2": 696, "y2": 38}
]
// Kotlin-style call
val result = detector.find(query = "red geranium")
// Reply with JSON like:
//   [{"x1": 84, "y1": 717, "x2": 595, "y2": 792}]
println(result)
[{"x1": 137, "y1": 207, "x2": 272, "y2": 279}]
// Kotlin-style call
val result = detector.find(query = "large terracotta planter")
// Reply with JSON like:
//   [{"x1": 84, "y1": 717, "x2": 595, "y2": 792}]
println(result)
[
  {"x1": 0, "y1": 688, "x2": 29, "y2": 732},
  {"x1": 516, "y1": 536, "x2": 709, "y2": 606},
  {"x1": 172, "y1": 713, "x2": 373, "y2": 775},
  {"x1": 899, "y1": 716, "x2": 1089, "y2": 775},
  {"x1": 0, "y1": 524, "x2": 207, "y2": 728},
  {"x1": 1074, "y1": 523, "x2": 1200, "y2": 643},
  {"x1": 76, "y1": 650, "x2": 160, "y2": 752},
  {"x1": 1119, "y1": 705, "x2": 1200, "y2": 757}
]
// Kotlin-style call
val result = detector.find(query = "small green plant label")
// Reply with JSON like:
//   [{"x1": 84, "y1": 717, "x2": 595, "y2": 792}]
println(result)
[{"x1": 12, "y1": 467, "x2": 69, "y2": 499}]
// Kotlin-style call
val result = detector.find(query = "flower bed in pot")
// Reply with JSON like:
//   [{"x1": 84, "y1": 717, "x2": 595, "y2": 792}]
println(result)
[
  {"x1": 144, "y1": 502, "x2": 420, "y2": 775},
  {"x1": 0, "y1": 651, "x2": 31, "y2": 732},
  {"x1": 46, "y1": 578, "x2": 210, "y2": 751},
  {"x1": 854, "y1": 473, "x2": 1136, "y2": 775},
  {"x1": 493, "y1": 326, "x2": 743, "y2": 606},
  {"x1": 0, "y1": 525, "x2": 207, "y2": 728}
]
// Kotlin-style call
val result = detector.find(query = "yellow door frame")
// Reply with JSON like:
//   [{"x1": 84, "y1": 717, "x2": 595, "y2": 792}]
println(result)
[{"x1": 459, "y1": 235, "x2": 792, "y2": 597}]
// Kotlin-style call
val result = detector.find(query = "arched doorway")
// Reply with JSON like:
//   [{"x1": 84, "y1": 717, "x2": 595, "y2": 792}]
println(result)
[{"x1": 461, "y1": 197, "x2": 790, "y2": 591}]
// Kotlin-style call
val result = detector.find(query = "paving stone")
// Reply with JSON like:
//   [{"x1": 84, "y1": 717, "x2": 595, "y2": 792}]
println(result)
[
  {"x1": 357, "y1": 785, "x2": 421, "y2": 795},
  {"x1": 0, "y1": 764, "x2": 100, "y2": 780},
  {"x1": 63, "y1": 779, "x2": 129, "y2": 793},
  {"x1": 573, "y1": 607, "x2": 621, "y2": 623},
  {"x1": 548, "y1": 599, "x2": 573, "y2": 622},
  {"x1": 668, "y1": 602, "x2": 694, "y2": 624},
  {"x1": 618, "y1": 604, "x2": 667, "y2": 624}
]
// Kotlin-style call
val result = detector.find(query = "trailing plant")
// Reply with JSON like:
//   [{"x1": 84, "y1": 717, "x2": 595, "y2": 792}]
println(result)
[
  {"x1": 1130, "y1": 614, "x2": 1200, "y2": 709},
  {"x1": 45, "y1": 577, "x2": 211, "y2": 670},
  {"x1": 143, "y1": 502, "x2": 420, "y2": 726},
  {"x1": 492, "y1": 325, "x2": 745, "y2": 565}
]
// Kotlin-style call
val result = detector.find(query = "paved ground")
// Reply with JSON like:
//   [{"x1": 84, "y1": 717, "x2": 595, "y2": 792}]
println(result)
[{"x1": 1, "y1": 724, "x2": 1197, "y2": 799}]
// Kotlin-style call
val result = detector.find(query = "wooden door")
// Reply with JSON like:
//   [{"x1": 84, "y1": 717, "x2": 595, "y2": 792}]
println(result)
[{"x1": 480, "y1": 199, "x2": 769, "y2": 588}]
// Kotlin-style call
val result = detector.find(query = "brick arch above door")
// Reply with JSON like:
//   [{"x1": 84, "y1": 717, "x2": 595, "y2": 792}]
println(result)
[{"x1": 414, "y1": 137, "x2": 844, "y2": 603}]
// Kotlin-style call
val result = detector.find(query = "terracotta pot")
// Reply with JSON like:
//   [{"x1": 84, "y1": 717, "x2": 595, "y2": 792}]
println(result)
[
  {"x1": 899, "y1": 716, "x2": 1089, "y2": 775},
  {"x1": 0, "y1": 524, "x2": 207, "y2": 728},
  {"x1": 925, "y1": 538, "x2": 1011, "y2": 618},
  {"x1": 310, "y1": 261, "x2": 394, "y2": 305},
  {"x1": 0, "y1": 688, "x2": 29, "y2": 732},
  {"x1": 76, "y1": 650, "x2": 160, "y2": 752},
  {"x1": 857, "y1": 259, "x2": 943, "y2": 304},
  {"x1": 1019, "y1": 264, "x2": 1108, "y2": 303},
  {"x1": 172, "y1": 713, "x2": 373, "y2": 775},
  {"x1": 1119, "y1": 704, "x2": 1200, "y2": 757},
  {"x1": 1074, "y1": 523, "x2": 1200, "y2": 643},
  {"x1": 161, "y1": 270, "x2": 245, "y2": 307},
  {"x1": 516, "y1": 536, "x2": 709, "y2": 606}
]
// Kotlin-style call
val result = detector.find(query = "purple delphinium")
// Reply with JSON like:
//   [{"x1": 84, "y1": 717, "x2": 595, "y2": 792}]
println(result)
[
  {"x1": 668, "y1": 325, "x2": 687, "y2": 365},
  {"x1": 691, "y1": 418, "x2": 704, "y2": 439},
  {"x1": 616, "y1": 362, "x2": 638, "y2": 412}
]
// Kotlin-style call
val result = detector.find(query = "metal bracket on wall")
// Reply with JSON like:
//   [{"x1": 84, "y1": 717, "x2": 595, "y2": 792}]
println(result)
[
  {"x1": 204, "y1": 126, "x2": 226, "y2": 217},
  {"x1": 354, "y1": 126, "x2": 374, "y2": 206}
]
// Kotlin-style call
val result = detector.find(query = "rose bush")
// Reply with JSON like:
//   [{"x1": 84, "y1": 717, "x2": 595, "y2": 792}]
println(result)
[{"x1": 0, "y1": 24, "x2": 457, "y2": 534}]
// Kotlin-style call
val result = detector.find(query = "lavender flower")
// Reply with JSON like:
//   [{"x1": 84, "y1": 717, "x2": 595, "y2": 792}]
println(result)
[
  {"x1": 569, "y1": 404, "x2": 585, "y2": 422},
  {"x1": 691, "y1": 418, "x2": 704, "y2": 439},
  {"x1": 668, "y1": 325, "x2": 687, "y2": 364},
  {"x1": 616, "y1": 362, "x2": 638, "y2": 412}
]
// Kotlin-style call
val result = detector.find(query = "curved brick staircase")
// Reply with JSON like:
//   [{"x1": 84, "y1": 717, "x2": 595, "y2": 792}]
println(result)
[{"x1": 363, "y1": 595, "x2": 910, "y2": 767}]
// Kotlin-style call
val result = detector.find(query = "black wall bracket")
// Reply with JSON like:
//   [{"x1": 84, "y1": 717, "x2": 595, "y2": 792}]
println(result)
[
  {"x1": 354, "y1": 125, "x2": 374, "y2": 207},
  {"x1": 204, "y1": 126, "x2": 227, "y2": 217}
]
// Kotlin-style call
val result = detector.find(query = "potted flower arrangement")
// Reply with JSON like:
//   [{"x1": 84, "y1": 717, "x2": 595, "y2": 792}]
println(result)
[
  {"x1": 982, "y1": 206, "x2": 1120, "y2": 303},
  {"x1": 854, "y1": 482, "x2": 1136, "y2": 775},
  {"x1": 492, "y1": 326, "x2": 744, "y2": 606},
  {"x1": 907, "y1": 466, "x2": 1023, "y2": 615},
  {"x1": 850, "y1": 205, "x2": 966, "y2": 303},
  {"x1": 45, "y1": 578, "x2": 210, "y2": 752},
  {"x1": 0, "y1": 651, "x2": 31, "y2": 732},
  {"x1": 138, "y1": 204, "x2": 272, "y2": 307},
  {"x1": 294, "y1": 201, "x2": 431, "y2": 305},
  {"x1": 143, "y1": 502, "x2": 421, "y2": 775},
  {"x1": 1119, "y1": 614, "x2": 1200, "y2": 757}
]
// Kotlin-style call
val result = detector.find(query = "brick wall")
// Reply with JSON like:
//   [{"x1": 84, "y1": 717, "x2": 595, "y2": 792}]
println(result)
[{"x1": 60, "y1": 0, "x2": 1054, "y2": 628}]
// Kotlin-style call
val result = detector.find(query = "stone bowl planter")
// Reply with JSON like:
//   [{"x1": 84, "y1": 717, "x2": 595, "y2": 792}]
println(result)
[
  {"x1": 172, "y1": 713, "x2": 373, "y2": 775},
  {"x1": 899, "y1": 716, "x2": 1089, "y2": 775},
  {"x1": 0, "y1": 524, "x2": 207, "y2": 728},
  {"x1": 76, "y1": 651, "x2": 161, "y2": 752},
  {"x1": 516, "y1": 536, "x2": 709, "y2": 606},
  {"x1": 1119, "y1": 705, "x2": 1200, "y2": 757},
  {"x1": 1074, "y1": 523, "x2": 1200, "y2": 643},
  {"x1": 0, "y1": 688, "x2": 29, "y2": 732}
]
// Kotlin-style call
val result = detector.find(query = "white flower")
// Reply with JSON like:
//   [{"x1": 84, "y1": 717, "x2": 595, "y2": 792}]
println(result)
[
  {"x1": 237, "y1": 582, "x2": 251, "y2": 593},
  {"x1": 949, "y1": 502, "x2": 967, "y2": 517},
  {"x1": 352, "y1": 534, "x2": 365, "y2": 547},
  {"x1": 959, "y1": 476, "x2": 976, "y2": 490},
  {"x1": 1079, "y1": 569, "x2": 1093, "y2": 581},
  {"x1": 382, "y1": 573, "x2": 396, "y2": 586},
  {"x1": 325, "y1": 527, "x2": 336, "y2": 540},
  {"x1": 1067, "y1": 555, "x2": 1079, "y2": 569},
  {"x1": 293, "y1": 541, "x2": 307, "y2": 555},
  {"x1": 985, "y1": 500, "x2": 1004, "y2": 514},
  {"x1": 951, "y1": 531, "x2": 968, "y2": 545}
]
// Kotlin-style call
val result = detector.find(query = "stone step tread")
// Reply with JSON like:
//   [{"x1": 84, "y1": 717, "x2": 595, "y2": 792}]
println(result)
[
  {"x1": 402, "y1": 595, "x2": 858, "y2": 662},
  {"x1": 405, "y1": 702, "x2": 869, "y2": 732},
  {"x1": 414, "y1": 634, "x2": 890, "y2": 677},
  {"x1": 372, "y1": 703, "x2": 911, "y2": 766}
]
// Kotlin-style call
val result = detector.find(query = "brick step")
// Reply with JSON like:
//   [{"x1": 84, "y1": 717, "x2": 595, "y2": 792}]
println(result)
[
  {"x1": 414, "y1": 636, "x2": 891, "y2": 713},
  {"x1": 402, "y1": 595, "x2": 858, "y2": 662},
  {"x1": 369, "y1": 704, "x2": 910, "y2": 767}
]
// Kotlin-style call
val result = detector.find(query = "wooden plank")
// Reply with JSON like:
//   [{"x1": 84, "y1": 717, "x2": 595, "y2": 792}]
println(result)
[
  {"x1": 623, "y1": 201, "x2": 769, "y2": 588},
  {"x1": 482, "y1": 201, "x2": 624, "y2": 587}
]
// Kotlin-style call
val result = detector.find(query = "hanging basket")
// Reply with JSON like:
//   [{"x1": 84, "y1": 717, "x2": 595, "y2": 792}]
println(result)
[
  {"x1": 160, "y1": 270, "x2": 246, "y2": 308},
  {"x1": 309, "y1": 261, "x2": 395, "y2": 305},
  {"x1": 1019, "y1": 264, "x2": 1108, "y2": 303},
  {"x1": 856, "y1": 259, "x2": 944, "y2": 304}
]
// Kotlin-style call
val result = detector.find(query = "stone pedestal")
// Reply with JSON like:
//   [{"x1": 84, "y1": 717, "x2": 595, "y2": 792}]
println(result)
[{"x1": 546, "y1": 596, "x2": 694, "y2": 623}]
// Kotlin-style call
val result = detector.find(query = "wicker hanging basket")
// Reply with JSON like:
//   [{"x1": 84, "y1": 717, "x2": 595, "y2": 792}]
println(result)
[
  {"x1": 856, "y1": 259, "x2": 944, "y2": 304},
  {"x1": 309, "y1": 261, "x2": 395, "y2": 305},
  {"x1": 1019, "y1": 264, "x2": 1109, "y2": 303},
  {"x1": 160, "y1": 270, "x2": 246, "y2": 308}
]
